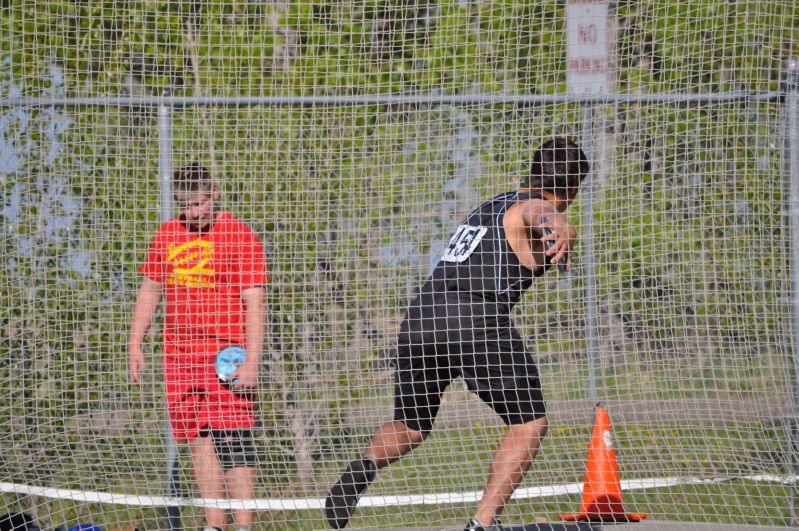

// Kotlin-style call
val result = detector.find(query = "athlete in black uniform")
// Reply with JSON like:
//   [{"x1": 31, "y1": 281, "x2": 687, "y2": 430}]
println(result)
[{"x1": 325, "y1": 138, "x2": 589, "y2": 531}]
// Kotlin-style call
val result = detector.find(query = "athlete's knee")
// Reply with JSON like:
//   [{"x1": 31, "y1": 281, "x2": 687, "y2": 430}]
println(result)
[
  {"x1": 531, "y1": 414, "x2": 549, "y2": 438},
  {"x1": 396, "y1": 420, "x2": 428, "y2": 447},
  {"x1": 392, "y1": 413, "x2": 434, "y2": 440},
  {"x1": 211, "y1": 429, "x2": 256, "y2": 471},
  {"x1": 514, "y1": 415, "x2": 549, "y2": 440},
  {"x1": 366, "y1": 420, "x2": 427, "y2": 467},
  {"x1": 389, "y1": 420, "x2": 427, "y2": 448}
]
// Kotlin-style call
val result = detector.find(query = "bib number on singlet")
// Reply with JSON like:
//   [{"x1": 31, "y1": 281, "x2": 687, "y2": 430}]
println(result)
[{"x1": 441, "y1": 224, "x2": 487, "y2": 263}]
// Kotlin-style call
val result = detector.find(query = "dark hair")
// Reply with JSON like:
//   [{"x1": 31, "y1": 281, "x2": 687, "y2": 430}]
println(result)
[
  {"x1": 523, "y1": 137, "x2": 589, "y2": 195},
  {"x1": 172, "y1": 163, "x2": 214, "y2": 198}
]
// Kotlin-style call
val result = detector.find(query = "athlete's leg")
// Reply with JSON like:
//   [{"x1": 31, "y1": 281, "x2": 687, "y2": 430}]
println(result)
[
  {"x1": 473, "y1": 416, "x2": 548, "y2": 526},
  {"x1": 212, "y1": 429, "x2": 257, "y2": 528},
  {"x1": 325, "y1": 420, "x2": 427, "y2": 529},
  {"x1": 363, "y1": 420, "x2": 426, "y2": 467},
  {"x1": 189, "y1": 432, "x2": 228, "y2": 528},
  {"x1": 367, "y1": 333, "x2": 446, "y2": 467},
  {"x1": 225, "y1": 465, "x2": 256, "y2": 528},
  {"x1": 326, "y1": 333, "x2": 446, "y2": 529},
  {"x1": 461, "y1": 328, "x2": 548, "y2": 526}
]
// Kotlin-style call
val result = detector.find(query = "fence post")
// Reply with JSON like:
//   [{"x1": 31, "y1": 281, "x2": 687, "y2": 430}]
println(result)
[
  {"x1": 158, "y1": 101, "x2": 181, "y2": 530},
  {"x1": 580, "y1": 105, "x2": 599, "y2": 402},
  {"x1": 159, "y1": 103, "x2": 174, "y2": 221},
  {"x1": 785, "y1": 57, "x2": 799, "y2": 526}
]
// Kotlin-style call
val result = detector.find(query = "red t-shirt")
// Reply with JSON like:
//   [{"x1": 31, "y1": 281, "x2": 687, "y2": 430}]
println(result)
[{"x1": 141, "y1": 211, "x2": 267, "y2": 359}]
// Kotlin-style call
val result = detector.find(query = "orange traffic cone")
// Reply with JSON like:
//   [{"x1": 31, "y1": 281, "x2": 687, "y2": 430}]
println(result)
[{"x1": 561, "y1": 404, "x2": 648, "y2": 522}]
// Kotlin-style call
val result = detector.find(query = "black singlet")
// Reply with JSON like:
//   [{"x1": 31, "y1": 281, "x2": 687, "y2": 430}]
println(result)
[
  {"x1": 394, "y1": 191, "x2": 551, "y2": 432},
  {"x1": 415, "y1": 191, "x2": 551, "y2": 314}
]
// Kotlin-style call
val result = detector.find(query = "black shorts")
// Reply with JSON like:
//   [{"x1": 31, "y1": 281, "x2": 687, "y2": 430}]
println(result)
[{"x1": 393, "y1": 293, "x2": 547, "y2": 434}]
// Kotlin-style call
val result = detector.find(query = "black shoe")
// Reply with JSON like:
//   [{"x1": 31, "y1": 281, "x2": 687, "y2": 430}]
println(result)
[
  {"x1": 324, "y1": 458, "x2": 377, "y2": 529},
  {"x1": 464, "y1": 517, "x2": 503, "y2": 531}
]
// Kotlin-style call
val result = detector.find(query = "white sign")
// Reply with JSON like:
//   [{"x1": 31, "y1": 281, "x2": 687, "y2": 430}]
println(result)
[{"x1": 566, "y1": 0, "x2": 609, "y2": 95}]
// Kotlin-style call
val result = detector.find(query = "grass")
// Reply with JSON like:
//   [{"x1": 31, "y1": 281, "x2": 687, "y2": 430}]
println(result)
[
  {"x1": 2, "y1": 360, "x2": 793, "y2": 530},
  {"x1": 5, "y1": 419, "x2": 792, "y2": 530}
]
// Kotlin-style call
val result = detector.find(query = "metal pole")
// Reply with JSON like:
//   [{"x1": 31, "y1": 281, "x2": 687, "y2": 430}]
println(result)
[
  {"x1": 0, "y1": 91, "x2": 783, "y2": 109},
  {"x1": 580, "y1": 105, "x2": 599, "y2": 401},
  {"x1": 785, "y1": 57, "x2": 799, "y2": 527},
  {"x1": 158, "y1": 102, "x2": 181, "y2": 530},
  {"x1": 159, "y1": 103, "x2": 174, "y2": 222}
]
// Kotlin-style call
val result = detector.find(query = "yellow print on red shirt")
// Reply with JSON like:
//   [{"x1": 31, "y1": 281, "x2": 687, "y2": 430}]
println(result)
[{"x1": 165, "y1": 238, "x2": 215, "y2": 289}]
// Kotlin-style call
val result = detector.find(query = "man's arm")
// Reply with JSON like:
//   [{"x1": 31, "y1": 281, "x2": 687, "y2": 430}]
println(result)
[
  {"x1": 128, "y1": 277, "x2": 163, "y2": 386},
  {"x1": 520, "y1": 199, "x2": 577, "y2": 269},
  {"x1": 232, "y1": 286, "x2": 265, "y2": 391}
]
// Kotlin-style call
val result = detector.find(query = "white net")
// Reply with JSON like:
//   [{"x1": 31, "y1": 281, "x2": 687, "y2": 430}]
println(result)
[{"x1": 1, "y1": 1, "x2": 798, "y2": 530}]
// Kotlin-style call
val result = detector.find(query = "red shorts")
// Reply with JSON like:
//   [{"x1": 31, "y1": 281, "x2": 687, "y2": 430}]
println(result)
[{"x1": 163, "y1": 353, "x2": 255, "y2": 441}]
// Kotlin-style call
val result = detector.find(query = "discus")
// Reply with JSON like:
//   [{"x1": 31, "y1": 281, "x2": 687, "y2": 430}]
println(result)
[{"x1": 215, "y1": 345, "x2": 246, "y2": 385}]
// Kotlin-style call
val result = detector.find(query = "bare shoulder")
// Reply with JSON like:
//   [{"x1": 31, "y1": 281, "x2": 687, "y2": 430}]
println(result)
[{"x1": 507, "y1": 197, "x2": 554, "y2": 226}]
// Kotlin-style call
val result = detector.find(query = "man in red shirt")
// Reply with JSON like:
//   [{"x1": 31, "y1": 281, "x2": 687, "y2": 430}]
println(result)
[{"x1": 128, "y1": 164, "x2": 267, "y2": 531}]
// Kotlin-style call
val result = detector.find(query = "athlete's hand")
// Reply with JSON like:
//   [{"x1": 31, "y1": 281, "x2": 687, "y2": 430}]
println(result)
[
  {"x1": 542, "y1": 226, "x2": 576, "y2": 271},
  {"x1": 128, "y1": 349, "x2": 147, "y2": 386},
  {"x1": 231, "y1": 360, "x2": 259, "y2": 391}
]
